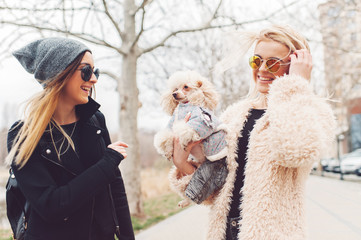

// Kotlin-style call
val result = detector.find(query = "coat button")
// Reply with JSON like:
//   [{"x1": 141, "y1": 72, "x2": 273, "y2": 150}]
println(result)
[
  {"x1": 96, "y1": 130, "x2": 101, "y2": 134},
  {"x1": 231, "y1": 220, "x2": 237, "y2": 227},
  {"x1": 46, "y1": 149, "x2": 51, "y2": 154}
]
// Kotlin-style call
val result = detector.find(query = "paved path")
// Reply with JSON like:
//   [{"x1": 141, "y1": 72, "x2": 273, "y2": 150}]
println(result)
[
  {"x1": 136, "y1": 205, "x2": 209, "y2": 240},
  {"x1": 306, "y1": 175, "x2": 361, "y2": 240},
  {"x1": 136, "y1": 175, "x2": 361, "y2": 240}
]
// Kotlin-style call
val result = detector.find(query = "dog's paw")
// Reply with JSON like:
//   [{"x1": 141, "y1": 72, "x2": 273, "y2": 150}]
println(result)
[
  {"x1": 165, "y1": 152, "x2": 173, "y2": 161},
  {"x1": 180, "y1": 142, "x2": 189, "y2": 151},
  {"x1": 178, "y1": 135, "x2": 194, "y2": 151},
  {"x1": 178, "y1": 199, "x2": 191, "y2": 208}
]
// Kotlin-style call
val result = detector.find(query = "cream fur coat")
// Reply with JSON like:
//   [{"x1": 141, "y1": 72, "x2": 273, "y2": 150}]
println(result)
[{"x1": 168, "y1": 75, "x2": 336, "y2": 240}]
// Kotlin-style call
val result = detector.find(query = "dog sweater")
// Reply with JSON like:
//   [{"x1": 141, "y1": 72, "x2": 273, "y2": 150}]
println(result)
[{"x1": 167, "y1": 103, "x2": 228, "y2": 161}]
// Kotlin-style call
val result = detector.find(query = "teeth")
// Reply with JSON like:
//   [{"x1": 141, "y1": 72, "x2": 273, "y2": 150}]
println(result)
[
  {"x1": 259, "y1": 77, "x2": 273, "y2": 81},
  {"x1": 81, "y1": 87, "x2": 90, "y2": 91}
]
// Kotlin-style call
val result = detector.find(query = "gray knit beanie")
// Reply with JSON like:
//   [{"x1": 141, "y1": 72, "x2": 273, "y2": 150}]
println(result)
[{"x1": 13, "y1": 37, "x2": 90, "y2": 85}]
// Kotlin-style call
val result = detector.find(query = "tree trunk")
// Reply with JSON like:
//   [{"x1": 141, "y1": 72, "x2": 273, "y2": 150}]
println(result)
[
  {"x1": 118, "y1": 0, "x2": 143, "y2": 216},
  {"x1": 118, "y1": 53, "x2": 143, "y2": 216}
]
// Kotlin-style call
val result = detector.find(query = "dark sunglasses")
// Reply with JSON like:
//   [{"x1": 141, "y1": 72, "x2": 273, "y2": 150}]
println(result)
[
  {"x1": 78, "y1": 64, "x2": 99, "y2": 82},
  {"x1": 249, "y1": 55, "x2": 290, "y2": 73}
]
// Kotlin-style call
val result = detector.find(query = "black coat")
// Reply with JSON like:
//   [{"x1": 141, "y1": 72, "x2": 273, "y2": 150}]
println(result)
[{"x1": 7, "y1": 98, "x2": 135, "y2": 240}]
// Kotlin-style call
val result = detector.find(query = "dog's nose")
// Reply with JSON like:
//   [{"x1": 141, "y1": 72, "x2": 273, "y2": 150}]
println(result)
[{"x1": 172, "y1": 93, "x2": 177, "y2": 98}]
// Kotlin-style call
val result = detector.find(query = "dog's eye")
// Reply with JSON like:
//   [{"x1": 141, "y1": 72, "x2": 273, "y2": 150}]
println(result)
[{"x1": 184, "y1": 85, "x2": 189, "y2": 89}]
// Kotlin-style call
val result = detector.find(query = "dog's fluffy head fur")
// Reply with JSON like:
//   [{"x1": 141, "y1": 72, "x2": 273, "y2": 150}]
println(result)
[{"x1": 161, "y1": 71, "x2": 219, "y2": 115}]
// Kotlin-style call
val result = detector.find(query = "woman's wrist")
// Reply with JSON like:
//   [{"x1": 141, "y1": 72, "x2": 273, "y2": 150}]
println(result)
[
  {"x1": 173, "y1": 154, "x2": 196, "y2": 175},
  {"x1": 178, "y1": 162, "x2": 196, "y2": 176}
]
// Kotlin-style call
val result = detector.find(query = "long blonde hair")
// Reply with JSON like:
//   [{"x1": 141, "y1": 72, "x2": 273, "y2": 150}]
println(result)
[
  {"x1": 216, "y1": 24, "x2": 310, "y2": 101},
  {"x1": 6, "y1": 51, "x2": 87, "y2": 168}
]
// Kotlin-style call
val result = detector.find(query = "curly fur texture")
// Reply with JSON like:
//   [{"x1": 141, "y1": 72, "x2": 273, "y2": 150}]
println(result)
[
  {"x1": 160, "y1": 71, "x2": 219, "y2": 116},
  {"x1": 172, "y1": 121, "x2": 201, "y2": 150},
  {"x1": 153, "y1": 128, "x2": 174, "y2": 160}
]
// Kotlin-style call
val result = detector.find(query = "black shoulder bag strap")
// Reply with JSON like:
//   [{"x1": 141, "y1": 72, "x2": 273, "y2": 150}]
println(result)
[
  {"x1": 6, "y1": 168, "x2": 30, "y2": 240},
  {"x1": 90, "y1": 113, "x2": 121, "y2": 237}
]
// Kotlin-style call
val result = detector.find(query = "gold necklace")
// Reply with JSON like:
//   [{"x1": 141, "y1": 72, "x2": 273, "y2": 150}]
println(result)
[{"x1": 49, "y1": 121, "x2": 77, "y2": 162}]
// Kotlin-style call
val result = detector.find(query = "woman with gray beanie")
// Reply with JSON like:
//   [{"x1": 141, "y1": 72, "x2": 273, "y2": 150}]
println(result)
[{"x1": 6, "y1": 37, "x2": 135, "y2": 240}]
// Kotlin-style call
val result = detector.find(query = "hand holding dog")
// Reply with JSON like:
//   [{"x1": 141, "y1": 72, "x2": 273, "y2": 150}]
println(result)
[{"x1": 172, "y1": 113, "x2": 201, "y2": 176}]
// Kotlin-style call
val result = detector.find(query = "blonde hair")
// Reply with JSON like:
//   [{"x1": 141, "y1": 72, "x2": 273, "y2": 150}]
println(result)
[
  {"x1": 216, "y1": 24, "x2": 310, "y2": 101},
  {"x1": 6, "y1": 51, "x2": 87, "y2": 168}
]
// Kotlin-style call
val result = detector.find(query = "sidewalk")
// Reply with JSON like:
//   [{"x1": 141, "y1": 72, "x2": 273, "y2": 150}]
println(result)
[
  {"x1": 136, "y1": 205, "x2": 209, "y2": 240},
  {"x1": 136, "y1": 175, "x2": 361, "y2": 240}
]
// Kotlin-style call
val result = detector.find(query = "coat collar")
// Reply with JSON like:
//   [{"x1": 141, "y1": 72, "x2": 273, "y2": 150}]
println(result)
[{"x1": 76, "y1": 97, "x2": 101, "y2": 122}]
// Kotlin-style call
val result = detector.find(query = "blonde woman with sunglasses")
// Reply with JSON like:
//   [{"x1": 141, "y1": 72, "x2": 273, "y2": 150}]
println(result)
[
  {"x1": 169, "y1": 25, "x2": 336, "y2": 240},
  {"x1": 6, "y1": 38, "x2": 134, "y2": 240}
]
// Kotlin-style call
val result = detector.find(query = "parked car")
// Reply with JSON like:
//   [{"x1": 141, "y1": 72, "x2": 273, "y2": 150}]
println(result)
[
  {"x1": 333, "y1": 165, "x2": 341, "y2": 173},
  {"x1": 323, "y1": 158, "x2": 340, "y2": 172},
  {"x1": 320, "y1": 158, "x2": 331, "y2": 171},
  {"x1": 356, "y1": 166, "x2": 361, "y2": 176},
  {"x1": 340, "y1": 148, "x2": 361, "y2": 175}
]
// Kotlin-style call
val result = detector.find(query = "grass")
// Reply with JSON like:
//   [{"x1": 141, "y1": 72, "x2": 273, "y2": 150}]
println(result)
[
  {"x1": 132, "y1": 162, "x2": 188, "y2": 234},
  {"x1": 132, "y1": 192, "x2": 185, "y2": 234},
  {"x1": 0, "y1": 229, "x2": 11, "y2": 240}
]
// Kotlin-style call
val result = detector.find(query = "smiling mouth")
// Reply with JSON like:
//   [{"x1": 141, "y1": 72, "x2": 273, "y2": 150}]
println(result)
[
  {"x1": 81, "y1": 86, "x2": 91, "y2": 92},
  {"x1": 258, "y1": 76, "x2": 274, "y2": 82}
]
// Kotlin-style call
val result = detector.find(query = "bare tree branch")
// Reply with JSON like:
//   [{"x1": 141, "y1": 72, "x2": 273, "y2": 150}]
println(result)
[
  {"x1": 96, "y1": 54, "x2": 120, "y2": 62},
  {"x1": 101, "y1": 70, "x2": 120, "y2": 81},
  {"x1": 133, "y1": 0, "x2": 150, "y2": 15},
  {"x1": 0, "y1": 5, "x2": 104, "y2": 13},
  {"x1": 81, "y1": 1, "x2": 93, "y2": 33},
  {"x1": 130, "y1": 6, "x2": 146, "y2": 50},
  {"x1": 92, "y1": 1, "x2": 106, "y2": 40},
  {"x1": 0, "y1": 20, "x2": 126, "y2": 55},
  {"x1": 205, "y1": 0, "x2": 223, "y2": 27},
  {"x1": 0, "y1": 29, "x2": 33, "y2": 62},
  {"x1": 69, "y1": 0, "x2": 76, "y2": 33},
  {"x1": 112, "y1": 0, "x2": 123, "y2": 5},
  {"x1": 62, "y1": 0, "x2": 68, "y2": 32},
  {"x1": 139, "y1": 21, "x2": 248, "y2": 56},
  {"x1": 101, "y1": 0, "x2": 125, "y2": 40},
  {"x1": 140, "y1": 0, "x2": 298, "y2": 56}
]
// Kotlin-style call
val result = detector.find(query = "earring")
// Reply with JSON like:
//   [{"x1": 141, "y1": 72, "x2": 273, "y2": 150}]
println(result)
[{"x1": 90, "y1": 85, "x2": 96, "y2": 98}]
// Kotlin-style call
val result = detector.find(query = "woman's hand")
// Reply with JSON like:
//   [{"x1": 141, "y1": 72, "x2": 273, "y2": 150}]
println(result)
[
  {"x1": 289, "y1": 49, "x2": 313, "y2": 80},
  {"x1": 173, "y1": 137, "x2": 200, "y2": 176},
  {"x1": 108, "y1": 141, "x2": 129, "y2": 159},
  {"x1": 172, "y1": 112, "x2": 201, "y2": 176}
]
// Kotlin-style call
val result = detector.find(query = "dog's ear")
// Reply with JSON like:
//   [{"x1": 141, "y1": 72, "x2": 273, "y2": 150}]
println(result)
[
  {"x1": 200, "y1": 78, "x2": 219, "y2": 111},
  {"x1": 161, "y1": 91, "x2": 178, "y2": 115}
]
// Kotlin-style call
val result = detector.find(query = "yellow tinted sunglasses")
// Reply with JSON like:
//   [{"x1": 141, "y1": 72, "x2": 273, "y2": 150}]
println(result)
[{"x1": 249, "y1": 55, "x2": 290, "y2": 73}]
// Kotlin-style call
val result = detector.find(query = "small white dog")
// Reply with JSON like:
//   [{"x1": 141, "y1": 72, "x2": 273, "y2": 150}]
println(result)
[{"x1": 154, "y1": 70, "x2": 228, "y2": 207}]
